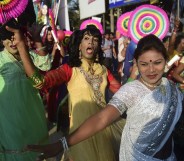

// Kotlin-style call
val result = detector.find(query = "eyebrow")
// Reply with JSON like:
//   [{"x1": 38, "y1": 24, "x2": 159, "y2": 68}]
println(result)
[{"x1": 139, "y1": 58, "x2": 164, "y2": 63}]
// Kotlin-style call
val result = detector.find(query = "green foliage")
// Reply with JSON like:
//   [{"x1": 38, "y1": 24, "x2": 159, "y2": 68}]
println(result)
[{"x1": 67, "y1": 0, "x2": 81, "y2": 30}]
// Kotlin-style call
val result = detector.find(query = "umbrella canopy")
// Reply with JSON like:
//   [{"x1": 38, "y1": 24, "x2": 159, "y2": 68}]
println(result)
[{"x1": 0, "y1": 0, "x2": 28, "y2": 24}]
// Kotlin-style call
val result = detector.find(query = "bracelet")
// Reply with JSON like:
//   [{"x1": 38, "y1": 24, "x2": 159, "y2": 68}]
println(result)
[
  {"x1": 59, "y1": 137, "x2": 69, "y2": 152},
  {"x1": 29, "y1": 69, "x2": 44, "y2": 89}
]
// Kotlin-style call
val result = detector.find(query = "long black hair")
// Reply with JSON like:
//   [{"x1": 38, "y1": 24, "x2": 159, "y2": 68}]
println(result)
[{"x1": 67, "y1": 25, "x2": 104, "y2": 67}]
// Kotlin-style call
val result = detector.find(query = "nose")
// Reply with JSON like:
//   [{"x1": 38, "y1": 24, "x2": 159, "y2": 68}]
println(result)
[
  {"x1": 88, "y1": 39, "x2": 93, "y2": 44},
  {"x1": 88, "y1": 37, "x2": 95, "y2": 45},
  {"x1": 149, "y1": 64, "x2": 155, "y2": 72}
]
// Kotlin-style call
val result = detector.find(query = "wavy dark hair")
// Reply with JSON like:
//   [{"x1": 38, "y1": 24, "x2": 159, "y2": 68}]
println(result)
[
  {"x1": 174, "y1": 34, "x2": 184, "y2": 49},
  {"x1": 67, "y1": 26, "x2": 104, "y2": 67},
  {"x1": 134, "y1": 34, "x2": 168, "y2": 61}
]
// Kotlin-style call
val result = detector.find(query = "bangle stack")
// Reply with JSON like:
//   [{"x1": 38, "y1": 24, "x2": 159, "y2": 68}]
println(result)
[{"x1": 59, "y1": 137, "x2": 69, "y2": 152}]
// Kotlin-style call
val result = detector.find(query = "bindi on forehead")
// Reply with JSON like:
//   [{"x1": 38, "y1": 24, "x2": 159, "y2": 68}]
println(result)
[{"x1": 150, "y1": 60, "x2": 152, "y2": 62}]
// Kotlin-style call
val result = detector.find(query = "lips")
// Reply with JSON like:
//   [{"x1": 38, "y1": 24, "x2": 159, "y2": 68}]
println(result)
[
  {"x1": 86, "y1": 47, "x2": 93, "y2": 54},
  {"x1": 10, "y1": 45, "x2": 17, "y2": 49},
  {"x1": 146, "y1": 74, "x2": 157, "y2": 79}
]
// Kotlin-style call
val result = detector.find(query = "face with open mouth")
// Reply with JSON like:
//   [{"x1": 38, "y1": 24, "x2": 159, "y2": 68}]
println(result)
[
  {"x1": 79, "y1": 32, "x2": 99, "y2": 62},
  {"x1": 3, "y1": 39, "x2": 18, "y2": 55}
]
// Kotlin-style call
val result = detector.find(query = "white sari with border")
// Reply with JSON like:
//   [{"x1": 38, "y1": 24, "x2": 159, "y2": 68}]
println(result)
[{"x1": 108, "y1": 78, "x2": 183, "y2": 161}]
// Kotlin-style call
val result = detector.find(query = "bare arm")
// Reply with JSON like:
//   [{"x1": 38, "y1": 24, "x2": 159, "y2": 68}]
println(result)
[
  {"x1": 6, "y1": 26, "x2": 36, "y2": 77},
  {"x1": 172, "y1": 63, "x2": 184, "y2": 83},
  {"x1": 68, "y1": 105, "x2": 121, "y2": 145},
  {"x1": 51, "y1": 42, "x2": 65, "y2": 59},
  {"x1": 167, "y1": 18, "x2": 180, "y2": 58},
  {"x1": 27, "y1": 105, "x2": 121, "y2": 161}
]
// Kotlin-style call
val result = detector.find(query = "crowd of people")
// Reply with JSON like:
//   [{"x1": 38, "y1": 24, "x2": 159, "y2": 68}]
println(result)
[{"x1": 0, "y1": 1, "x2": 184, "y2": 161}]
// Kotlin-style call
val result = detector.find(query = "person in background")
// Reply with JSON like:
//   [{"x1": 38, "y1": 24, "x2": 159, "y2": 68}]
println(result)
[
  {"x1": 117, "y1": 36, "x2": 130, "y2": 84},
  {"x1": 162, "y1": 35, "x2": 171, "y2": 51},
  {"x1": 41, "y1": 25, "x2": 65, "y2": 123},
  {"x1": 171, "y1": 55, "x2": 184, "y2": 161},
  {"x1": 120, "y1": 39, "x2": 137, "y2": 84},
  {"x1": 110, "y1": 32, "x2": 119, "y2": 76},
  {"x1": 167, "y1": 18, "x2": 183, "y2": 61},
  {"x1": 37, "y1": 4, "x2": 49, "y2": 25},
  {"x1": 7, "y1": 25, "x2": 133, "y2": 161},
  {"x1": 41, "y1": 26, "x2": 65, "y2": 69},
  {"x1": 102, "y1": 31, "x2": 117, "y2": 73},
  {"x1": 27, "y1": 34, "x2": 183, "y2": 161},
  {"x1": 166, "y1": 19, "x2": 183, "y2": 82}
]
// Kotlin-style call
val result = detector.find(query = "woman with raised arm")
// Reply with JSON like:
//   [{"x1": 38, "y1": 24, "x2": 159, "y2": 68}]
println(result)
[
  {"x1": 0, "y1": 19, "x2": 49, "y2": 161},
  {"x1": 6, "y1": 25, "x2": 132, "y2": 161}
]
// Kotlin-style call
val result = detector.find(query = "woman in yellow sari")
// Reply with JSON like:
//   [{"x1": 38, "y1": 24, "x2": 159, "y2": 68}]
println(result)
[{"x1": 6, "y1": 25, "x2": 133, "y2": 160}]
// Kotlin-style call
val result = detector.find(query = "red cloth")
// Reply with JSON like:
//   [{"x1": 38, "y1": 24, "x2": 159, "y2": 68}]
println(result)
[
  {"x1": 107, "y1": 69, "x2": 121, "y2": 93},
  {"x1": 43, "y1": 64, "x2": 72, "y2": 122},
  {"x1": 43, "y1": 64, "x2": 120, "y2": 93},
  {"x1": 44, "y1": 64, "x2": 72, "y2": 90}
]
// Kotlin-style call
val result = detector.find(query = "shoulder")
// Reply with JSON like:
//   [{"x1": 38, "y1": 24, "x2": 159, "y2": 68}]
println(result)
[{"x1": 114, "y1": 80, "x2": 141, "y2": 97}]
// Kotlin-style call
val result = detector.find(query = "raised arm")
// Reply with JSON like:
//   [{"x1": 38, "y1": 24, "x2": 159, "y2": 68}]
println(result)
[
  {"x1": 172, "y1": 62, "x2": 184, "y2": 83},
  {"x1": 6, "y1": 26, "x2": 71, "y2": 90},
  {"x1": 167, "y1": 18, "x2": 180, "y2": 58},
  {"x1": 6, "y1": 26, "x2": 36, "y2": 77}
]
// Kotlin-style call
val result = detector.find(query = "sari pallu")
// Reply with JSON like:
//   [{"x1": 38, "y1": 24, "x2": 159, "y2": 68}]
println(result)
[{"x1": 109, "y1": 78, "x2": 183, "y2": 161}]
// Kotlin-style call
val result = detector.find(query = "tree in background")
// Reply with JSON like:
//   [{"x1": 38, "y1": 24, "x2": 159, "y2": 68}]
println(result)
[{"x1": 68, "y1": 0, "x2": 81, "y2": 30}]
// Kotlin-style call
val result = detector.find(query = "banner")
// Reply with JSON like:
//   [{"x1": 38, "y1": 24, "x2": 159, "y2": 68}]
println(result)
[
  {"x1": 109, "y1": 0, "x2": 148, "y2": 9},
  {"x1": 79, "y1": 0, "x2": 105, "y2": 20}
]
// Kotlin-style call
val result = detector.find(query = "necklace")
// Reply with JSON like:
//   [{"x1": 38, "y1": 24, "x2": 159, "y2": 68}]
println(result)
[
  {"x1": 89, "y1": 63, "x2": 95, "y2": 75},
  {"x1": 140, "y1": 77, "x2": 160, "y2": 88}
]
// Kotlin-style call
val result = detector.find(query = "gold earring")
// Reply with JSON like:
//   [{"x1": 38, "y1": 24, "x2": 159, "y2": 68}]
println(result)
[{"x1": 95, "y1": 54, "x2": 99, "y2": 61}]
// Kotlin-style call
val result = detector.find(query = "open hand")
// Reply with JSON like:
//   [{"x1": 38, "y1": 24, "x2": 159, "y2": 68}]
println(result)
[{"x1": 26, "y1": 141, "x2": 63, "y2": 161}]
